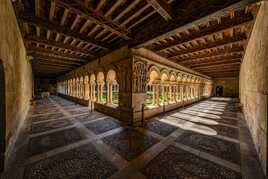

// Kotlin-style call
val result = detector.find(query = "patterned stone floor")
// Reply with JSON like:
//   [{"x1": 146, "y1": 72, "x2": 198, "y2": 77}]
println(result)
[{"x1": 1, "y1": 96, "x2": 265, "y2": 179}]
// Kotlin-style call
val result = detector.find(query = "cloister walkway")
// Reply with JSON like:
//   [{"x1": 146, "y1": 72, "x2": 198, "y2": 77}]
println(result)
[{"x1": 1, "y1": 96, "x2": 264, "y2": 179}]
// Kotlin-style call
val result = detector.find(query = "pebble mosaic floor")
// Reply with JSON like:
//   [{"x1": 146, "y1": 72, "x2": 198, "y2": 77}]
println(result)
[{"x1": 1, "y1": 96, "x2": 265, "y2": 179}]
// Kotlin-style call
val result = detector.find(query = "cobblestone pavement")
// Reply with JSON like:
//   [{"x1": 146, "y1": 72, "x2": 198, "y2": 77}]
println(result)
[{"x1": 1, "y1": 96, "x2": 265, "y2": 179}]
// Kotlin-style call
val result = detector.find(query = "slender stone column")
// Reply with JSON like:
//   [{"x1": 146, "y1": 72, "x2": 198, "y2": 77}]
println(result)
[
  {"x1": 161, "y1": 85, "x2": 164, "y2": 104},
  {"x1": 100, "y1": 83, "x2": 103, "y2": 103},
  {"x1": 168, "y1": 84, "x2": 172, "y2": 103},
  {"x1": 152, "y1": 84, "x2": 156, "y2": 105},
  {"x1": 106, "y1": 83, "x2": 110, "y2": 104},
  {"x1": 109, "y1": 83, "x2": 113, "y2": 104},
  {"x1": 84, "y1": 81, "x2": 89, "y2": 100},
  {"x1": 156, "y1": 83, "x2": 160, "y2": 105}
]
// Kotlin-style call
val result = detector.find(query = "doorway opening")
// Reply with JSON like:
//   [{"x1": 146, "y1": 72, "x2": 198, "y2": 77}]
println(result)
[
  {"x1": 0, "y1": 60, "x2": 6, "y2": 172},
  {"x1": 215, "y1": 86, "x2": 223, "y2": 97}
]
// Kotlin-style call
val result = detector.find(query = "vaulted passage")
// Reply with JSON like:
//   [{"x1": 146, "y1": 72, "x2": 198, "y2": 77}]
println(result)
[
  {"x1": 2, "y1": 96, "x2": 265, "y2": 178},
  {"x1": 0, "y1": 0, "x2": 267, "y2": 178}
]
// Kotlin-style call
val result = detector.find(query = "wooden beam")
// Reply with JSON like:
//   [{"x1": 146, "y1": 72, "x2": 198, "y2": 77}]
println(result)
[
  {"x1": 156, "y1": 21, "x2": 252, "y2": 53},
  {"x1": 122, "y1": 4, "x2": 151, "y2": 26},
  {"x1": 188, "y1": 58, "x2": 242, "y2": 68},
  {"x1": 168, "y1": 35, "x2": 247, "y2": 58},
  {"x1": 169, "y1": 39, "x2": 246, "y2": 60},
  {"x1": 35, "y1": 0, "x2": 41, "y2": 17},
  {"x1": 60, "y1": 9, "x2": 69, "y2": 26},
  {"x1": 32, "y1": 57, "x2": 81, "y2": 66},
  {"x1": 27, "y1": 46, "x2": 89, "y2": 62},
  {"x1": 32, "y1": 61, "x2": 77, "y2": 68},
  {"x1": 198, "y1": 67, "x2": 240, "y2": 73},
  {"x1": 22, "y1": 16, "x2": 110, "y2": 50},
  {"x1": 49, "y1": 0, "x2": 56, "y2": 21},
  {"x1": 135, "y1": 0, "x2": 258, "y2": 48},
  {"x1": 28, "y1": 51, "x2": 87, "y2": 63},
  {"x1": 25, "y1": 36, "x2": 96, "y2": 58},
  {"x1": 146, "y1": 0, "x2": 172, "y2": 21},
  {"x1": 57, "y1": 0, "x2": 131, "y2": 40},
  {"x1": 181, "y1": 51, "x2": 243, "y2": 65},
  {"x1": 96, "y1": 0, "x2": 106, "y2": 11},
  {"x1": 32, "y1": 64, "x2": 73, "y2": 70},
  {"x1": 192, "y1": 62, "x2": 241, "y2": 70},
  {"x1": 114, "y1": 0, "x2": 141, "y2": 22},
  {"x1": 178, "y1": 48, "x2": 244, "y2": 62},
  {"x1": 71, "y1": 15, "x2": 81, "y2": 30},
  {"x1": 105, "y1": 0, "x2": 125, "y2": 17}
]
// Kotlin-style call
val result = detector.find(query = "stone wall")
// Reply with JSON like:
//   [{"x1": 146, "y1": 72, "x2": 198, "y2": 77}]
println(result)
[
  {"x1": 0, "y1": 0, "x2": 33, "y2": 166},
  {"x1": 240, "y1": 1, "x2": 268, "y2": 175},
  {"x1": 213, "y1": 77, "x2": 239, "y2": 97}
]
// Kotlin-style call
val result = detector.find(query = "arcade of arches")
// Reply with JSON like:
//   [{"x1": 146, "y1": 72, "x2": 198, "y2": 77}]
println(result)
[{"x1": 0, "y1": 0, "x2": 267, "y2": 178}]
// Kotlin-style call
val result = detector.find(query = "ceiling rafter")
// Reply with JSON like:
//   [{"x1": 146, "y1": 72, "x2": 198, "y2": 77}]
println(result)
[
  {"x1": 169, "y1": 40, "x2": 246, "y2": 60},
  {"x1": 135, "y1": 0, "x2": 258, "y2": 48},
  {"x1": 31, "y1": 57, "x2": 81, "y2": 66},
  {"x1": 146, "y1": 0, "x2": 172, "y2": 21},
  {"x1": 188, "y1": 58, "x2": 242, "y2": 68},
  {"x1": 27, "y1": 46, "x2": 89, "y2": 61},
  {"x1": 25, "y1": 36, "x2": 96, "y2": 58},
  {"x1": 22, "y1": 16, "x2": 110, "y2": 51},
  {"x1": 156, "y1": 21, "x2": 252, "y2": 53},
  {"x1": 57, "y1": 0, "x2": 131, "y2": 40},
  {"x1": 192, "y1": 62, "x2": 241, "y2": 70},
  {"x1": 183, "y1": 52, "x2": 243, "y2": 65},
  {"x1": 28, "y1": 51, "x2": 87, "y2": 63}
]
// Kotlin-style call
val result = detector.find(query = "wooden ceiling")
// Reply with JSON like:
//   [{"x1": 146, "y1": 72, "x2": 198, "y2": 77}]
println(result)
[{"x1": 12, "y1": 0, "x2": 259, "y2": 78}]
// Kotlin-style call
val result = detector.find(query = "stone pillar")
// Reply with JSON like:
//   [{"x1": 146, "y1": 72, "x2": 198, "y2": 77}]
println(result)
[
  {"x1": 168, "y1": 84, "x2": 172, "y2": 103},
  {"x1": 109, "y1": 83, "x2": 113, "y2": 104},
  {"x1": 100, "y1": 83, "x2": 103, "y2": 103},
  {"x1": 152, "y1": 84, "x2": 156, "y2": 105},
  {"x1": 161, "y1": 85, "x2": 165, "y2": 104},
  {"x1": 156, "y1": 83, "x2": 160, "y2": 105}
]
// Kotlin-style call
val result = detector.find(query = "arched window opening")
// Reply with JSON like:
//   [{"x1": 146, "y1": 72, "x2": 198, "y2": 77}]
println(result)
[
  {"x1": 106, "y1": 70, "x2": 119, "y2": 105},
  {"x1": 146, "y1": 70, "x2": 160, "y2": 106},
  {"x1": 90, "y1": 74, "x2": 96, "y2": 102},
  {"x1": 169, "y1": 74, "x2": 176, "y2": 103},
  {"x1": 84, "y1": 75, "x2": 89, "y2": 100},
  {"x1": 97, "y1": 72, "x2": 105, "y2": 103},
  {"x1": 161, "y1": 73, "x2": 169, "y2": 105}
]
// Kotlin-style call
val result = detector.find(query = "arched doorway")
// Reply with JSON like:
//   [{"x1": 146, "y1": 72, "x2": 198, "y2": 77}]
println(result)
[
  {"x1": 0, "y1": 60, "x2": 5, "y2": 172},
  {"x1": 216, "y1": 86, "x2": 223, "y2": 97}
]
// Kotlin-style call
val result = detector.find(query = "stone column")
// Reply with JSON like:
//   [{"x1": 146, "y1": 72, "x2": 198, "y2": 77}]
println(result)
[
  {"x1": 100, "y1": 83, "x2": 103, "y2": 103},
  {"x1": 168, "y1": 84, "x2": 172, "y2": 103},
  {"x1": 152, "y1": 84, "x2": 156, "y2": 105},
  {"x1": 156, "y1": 83, "x2": 160, "y2": 105},
  {"x1": 161, "y1": 85, "x2": 165, "y2": 104}
]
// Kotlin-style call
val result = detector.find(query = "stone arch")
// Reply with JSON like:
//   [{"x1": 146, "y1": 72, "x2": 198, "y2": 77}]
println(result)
[
  {"x1": 170, "y1": 73, "x2": 176, "y2": 82},
  {"x1": 161, "y1": 73, "x2": 169, "y2": 82},
  {"x1": 90, "y1": 73, "x2": 96, "y2": 84},
  {"x1": 97, "y1": 72, "x2": 104, "y2": 83},
  {"x1": 0, "y1": 59, "x2": 5, "y2": 172},
  {"x1": 149, "y1": 70, "x2": 160, "y2": 81},
  {"x1": 106, "y1": 69, "x2": 116, "y2": 83},
  {"x1": 148, "y1": 65, "x2": 160, "y2": 76},
  {"x1": 160, "y1": 69, "x2": 169, "y2": 79},
  {"x1": 177, "y1": 72, "x2": 182, "y2": 82}
]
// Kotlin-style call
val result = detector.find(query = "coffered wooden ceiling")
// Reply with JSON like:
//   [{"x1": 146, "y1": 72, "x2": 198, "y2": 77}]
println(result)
[{"x1": 12, "y1": 0, "x2": 259, "y2": 78}]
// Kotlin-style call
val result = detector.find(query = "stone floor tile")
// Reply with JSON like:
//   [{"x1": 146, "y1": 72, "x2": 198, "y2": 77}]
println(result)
[
  {"x1": 176, "y1": 131, "x2": 241, "y2": 165},
  {"x1": 85, "y1": 117, "x2": 120, "y2": 134},
  {"x1": 24, "y1": 143, "x2": 117, "y2": 179},
  {"x1": 103, "y1": 128, "x2": 159, "y2": 161},
  {"x1": 28, "y1": 128, "x2": 84, "y2": 156},
  {"x1": 141, "y1": 145, "x2": 242, "y2": 179},
  {"x1": 30, "y1": 118, "x2": 73, "y2": 134}
]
